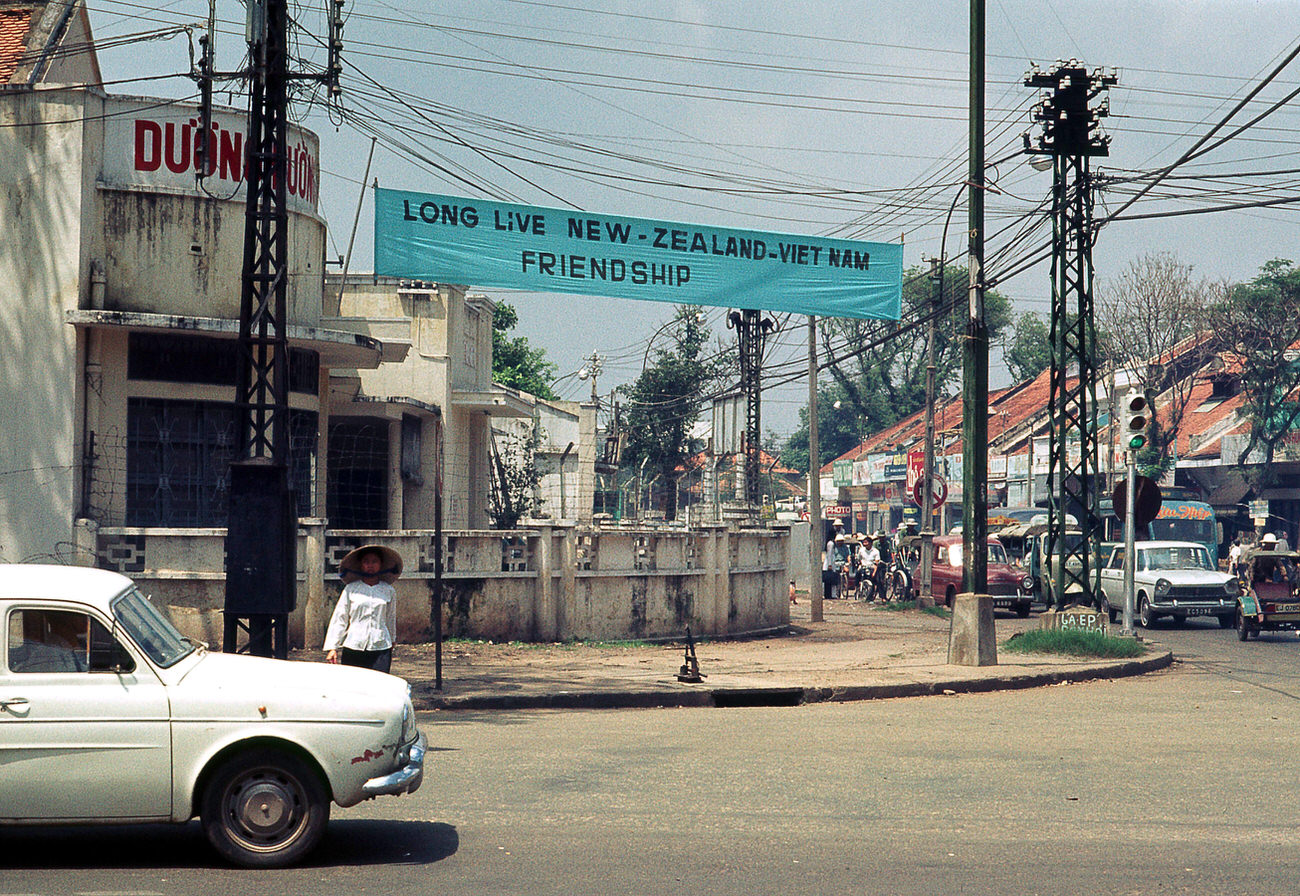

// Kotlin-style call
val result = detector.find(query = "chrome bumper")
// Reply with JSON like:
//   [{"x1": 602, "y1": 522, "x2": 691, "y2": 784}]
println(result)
[{"x1": 362, "y1": 731, "x2": 426, "y2": 798}]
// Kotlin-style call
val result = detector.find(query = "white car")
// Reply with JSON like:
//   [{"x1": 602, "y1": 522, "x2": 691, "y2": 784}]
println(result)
[
  {"x1": 1098, "y1": 541, "x2": 1239, "y2": 628},
  {"x1": 0, "y1": 564, "x2": 425, "y2": 867}
]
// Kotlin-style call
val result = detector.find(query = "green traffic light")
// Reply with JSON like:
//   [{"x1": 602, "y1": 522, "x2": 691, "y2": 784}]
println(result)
[{"x1": 1127, "y1": 434, "x2": 1146, "y2": 450}]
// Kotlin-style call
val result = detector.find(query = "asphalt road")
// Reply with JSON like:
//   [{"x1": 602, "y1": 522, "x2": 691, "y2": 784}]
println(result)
[{"x1": 4, "y1": 619, "x2": 1298, "y2": 896}]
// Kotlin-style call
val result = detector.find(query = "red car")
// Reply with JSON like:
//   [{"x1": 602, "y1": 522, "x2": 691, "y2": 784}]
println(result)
[{"x1": 915, "y1": 534, "x2": 1034, "y2": 616}]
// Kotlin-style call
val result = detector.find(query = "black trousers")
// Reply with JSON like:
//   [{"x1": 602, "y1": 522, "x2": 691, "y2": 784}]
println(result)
[{"x1": 340, "y1": 647, "x2": 392, "y2": 674}]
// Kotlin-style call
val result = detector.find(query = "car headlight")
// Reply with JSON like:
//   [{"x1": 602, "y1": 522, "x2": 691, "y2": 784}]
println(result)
[
  {"x1": 1155, "y1": 578, "x2": 1172, "y2": 597},
  {"x1": 1021, "y1": 575, "x2": 1034, "y2": 591},
  {"x1": 1225, "y1": 579, "x2": 1241, "y2": 597}
]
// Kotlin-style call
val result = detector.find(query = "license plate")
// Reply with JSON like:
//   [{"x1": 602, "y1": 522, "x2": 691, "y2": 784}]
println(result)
[{"x1": 1185, "y1": 608, "x2": 1213, "y2": 616}]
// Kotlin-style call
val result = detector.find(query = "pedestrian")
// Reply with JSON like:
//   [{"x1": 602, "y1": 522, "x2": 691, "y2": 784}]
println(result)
[
  {"x1": 1227, "y1": 536, "x2": 1243, "y2": 577},
  {"x1": 823, "y1": 520, "x2": 844, "y2": 599},
  {"x1": 789, "y1": 580, "x2": 798, "y2": 605},
  {"x1": 324, "y1": 544, "x2": 402, "y2": 673}
]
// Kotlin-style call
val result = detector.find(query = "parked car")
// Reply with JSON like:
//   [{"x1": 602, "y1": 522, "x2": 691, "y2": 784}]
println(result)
[
  {"x1": 914, "y1": 535, "x2": 1034, "y2": 616},
  {"x1": 1235, "y1": 547, "x2": 1300, "y2": 640},
  {"x1": 1097, "y1": 541, "x2": 1238, "y2": 628},
  {"x1": 0, "y1": 564, "x2": 426, "y2": 867}
]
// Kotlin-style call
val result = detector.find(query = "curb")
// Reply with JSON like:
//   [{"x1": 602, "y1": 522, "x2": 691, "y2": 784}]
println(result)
[{"x1": 410, "y1": 649, "x2": 1172, "y2": 712}]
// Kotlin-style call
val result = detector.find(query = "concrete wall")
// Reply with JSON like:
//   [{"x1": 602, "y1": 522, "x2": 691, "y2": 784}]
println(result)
[
  {"x1": 0, "y1": 89, "x2": 90, "y2": 562},
  {"x1": 84, "y1": 522, "x2": 791, "y2": 645}
]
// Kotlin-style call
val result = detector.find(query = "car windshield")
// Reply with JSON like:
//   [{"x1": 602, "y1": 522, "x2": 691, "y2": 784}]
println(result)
[
  {"x1": 948, "y1": 543, "x2": 1010, "y2": 566},
  {"x1": 1140, "y1": 546, "x2": 1213, "y2": 572},
  {"x1": 111, "y1": 587, "x2": 195, "y2": 668}
]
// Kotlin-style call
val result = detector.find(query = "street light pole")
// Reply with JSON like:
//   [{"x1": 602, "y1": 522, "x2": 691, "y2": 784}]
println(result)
[
  {"x1": 962, "y1": 0, "x2": 989, "y2": 595},
  {"x1": 919, "y1": 257, "x2": 941, "y2": 608}
]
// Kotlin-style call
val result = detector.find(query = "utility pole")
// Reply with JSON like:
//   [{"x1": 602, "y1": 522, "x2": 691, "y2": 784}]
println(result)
[
  {"x1": 579, "y1": 351, "x2": 603, "y2": 404},
  {"x1": 215, "y1": 0, "x2": 346, "y2": 657},
  {"x1": 962, "y1": 0, "x2": 988, "y2": 595},
  {"x1": 919, "y1": 256, "x2": 942, "y2": 608},
  {"x1": 1024, "y1": 62, "x2": 1117, "y2": 609},
  {"x1": 728, "y1": 309, "x2": 777, "y2": 507},
  {"x1": 807, "y1": 316, "x2": 823, "y2": 623}
]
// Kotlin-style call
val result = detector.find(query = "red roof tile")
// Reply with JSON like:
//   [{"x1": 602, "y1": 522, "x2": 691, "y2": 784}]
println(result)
[{"x1": 0, "y1": 7, "x2": 33, "y2": 84}]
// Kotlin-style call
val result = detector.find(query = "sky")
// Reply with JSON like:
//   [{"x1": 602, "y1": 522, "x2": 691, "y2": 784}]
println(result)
[{"x1": 84, "y1": 0, "x2": 1300, "y2": 437}]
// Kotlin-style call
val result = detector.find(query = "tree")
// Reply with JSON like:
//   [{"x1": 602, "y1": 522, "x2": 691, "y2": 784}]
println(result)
[
  {"x1": 620, "y1": 306, "x2": 727, "y2": 520},
  {"x1": 783, "y1": 264, "x2": 1012, "y2": 465},
  {"x1": 487, "y1": 425, "x2": 542, "y2": 529},
  {"x1": 1004, "y1": 312, "x2": 1051, "y2": 383},
  {"x1": 1096, "y1": 252, "x2": 1212, "y2": 478},
  {"x1": 779, "y1": 383, "x2": 864, "y2": 472},
  {"x1": 1207, "y1": 259, "x2": 1300, "y2": 490},
  {"x1": 492, "y1": 302, "x2": 558, "y2": 400}
]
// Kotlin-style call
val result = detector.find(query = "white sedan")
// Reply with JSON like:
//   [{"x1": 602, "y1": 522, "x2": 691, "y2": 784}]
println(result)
[{"x1": 0, "y1": 564, "x2": 425, "y2": 867}]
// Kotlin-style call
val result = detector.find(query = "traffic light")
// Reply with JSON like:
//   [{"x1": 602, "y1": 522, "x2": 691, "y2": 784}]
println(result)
[{"x1": 1125, "y1": 393, "x2": 1148, "y2": 451}]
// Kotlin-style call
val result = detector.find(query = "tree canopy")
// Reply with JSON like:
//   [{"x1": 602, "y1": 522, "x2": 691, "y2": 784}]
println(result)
[
  {"x1": 1004, "y1": 312, "x2": 1051, "y2": 384},
  {"x1": 492, "y1": 302, "x2": 558, "y2": 400},
  {"x1": 782, "y1": 264, "x2": 1012, "y2": 469},
  {"x1": 1207, "y1": 258, "x2": 1300, "y2": 489},
  {"x1": 620, "y1": 306, "x2": 728, "y2": 518}
]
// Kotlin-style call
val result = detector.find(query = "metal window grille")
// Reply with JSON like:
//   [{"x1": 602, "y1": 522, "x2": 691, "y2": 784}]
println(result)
[
  {"x1": 126, "y1": 398, "x2": 315, "y2": 527},
  {"x1": 326, "y1": 419, "x2": 389, "y2": 529}
]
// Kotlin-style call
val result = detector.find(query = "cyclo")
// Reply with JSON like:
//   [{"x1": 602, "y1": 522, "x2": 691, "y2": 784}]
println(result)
[{"x1": 1235, "y1": 545, "x2": 1300, "y2": 641}]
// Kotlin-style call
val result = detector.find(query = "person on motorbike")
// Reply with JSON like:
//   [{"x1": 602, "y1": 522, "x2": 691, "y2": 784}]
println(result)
[{"x1": 858, "y1": 534, "x2": 882, "y2": 600}]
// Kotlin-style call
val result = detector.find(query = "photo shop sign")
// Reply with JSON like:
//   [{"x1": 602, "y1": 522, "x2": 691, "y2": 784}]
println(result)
[
  {"x1": 374, "y1": 188, "x2": 903, "y2": 320},
  {"x1": 101, "y1": 97, "x2": 320, "y2": 216}
]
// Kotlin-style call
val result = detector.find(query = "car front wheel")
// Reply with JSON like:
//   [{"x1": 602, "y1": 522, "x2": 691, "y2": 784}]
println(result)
[
  {"x1": 201, "y1": 747, "x2": 330, "y2": 868},
  {"x1": 1138, "y1": 595, "x2": 1155, "y2": 628}
]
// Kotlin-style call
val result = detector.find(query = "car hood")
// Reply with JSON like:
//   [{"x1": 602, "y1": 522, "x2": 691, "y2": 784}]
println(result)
[
  {"x1": 167, "y1": 650, "x2": 410, "y2": 718},
  {"x1": 1138, "y1": 568, "x2": 1232, "y2": 585}
]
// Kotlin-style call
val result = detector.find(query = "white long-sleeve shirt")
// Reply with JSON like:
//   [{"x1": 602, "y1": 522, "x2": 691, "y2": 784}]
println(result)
[{"x1": 323, "y1": 580, "x2": 397, "y2": 652}]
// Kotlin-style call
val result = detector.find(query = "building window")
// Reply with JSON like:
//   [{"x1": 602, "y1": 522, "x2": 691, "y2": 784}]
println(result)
[
  {"x1": 126, "y1": 398, "x2": 316, "y2": 527},
  {"x1": 128, "y1": 332, "x2": 319, "y2": 395},
  {"x1": 327, "y1": 419, "x2": 389, "y2": 529}
]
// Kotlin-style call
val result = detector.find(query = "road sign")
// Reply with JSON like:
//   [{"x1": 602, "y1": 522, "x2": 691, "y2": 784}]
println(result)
[
  {"x1": 912, "y1": 475, "x2": 948, "y2": 508},
  {"x1": 1112, "y1": 476, "x2": 1162, "y2": 528}
]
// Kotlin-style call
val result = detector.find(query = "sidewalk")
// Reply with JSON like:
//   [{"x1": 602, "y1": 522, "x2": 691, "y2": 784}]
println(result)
[{"x1": 297, "y1": 598, "x2": 1171, "y2": 711}]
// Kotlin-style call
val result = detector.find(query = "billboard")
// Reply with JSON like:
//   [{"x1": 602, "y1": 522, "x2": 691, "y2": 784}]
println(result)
[{"x1": 374, "y1": 189, "x2": 903, "y2": 320}]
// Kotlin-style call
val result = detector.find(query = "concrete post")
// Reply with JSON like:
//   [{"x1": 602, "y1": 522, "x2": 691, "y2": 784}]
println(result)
[
  {"x1": 716, "y1": 525, "x2": 732, "y2": 635},
  {"x1": 559, "y1": 526, "x2": 577, "y2": 640},
  {"x1": 388, "y1": 419, "x2": 404, "y2": 528},
  {"x1": 948, "y1": 592, "x2": 997, "y2": 666},
  {"x1": 301, "y1": 518, "x2": 327, "y2": 648},
  {"x1": 535, "y1": 525, "x2": 556, "y2": 640},
  {"x1": 73, "y1": 517, "x2": 99, "y2": 567}
]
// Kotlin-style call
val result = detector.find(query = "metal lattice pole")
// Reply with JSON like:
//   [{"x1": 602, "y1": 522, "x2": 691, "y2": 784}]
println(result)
[
  {"x1": 223, "y1": 0, "x2": 294, "y2": 658},
  {"x1": 1026, "y1": 63, "x2": 1116, "y2": 610}
]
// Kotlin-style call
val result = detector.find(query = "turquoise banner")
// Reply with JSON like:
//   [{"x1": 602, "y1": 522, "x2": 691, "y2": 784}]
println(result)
[{"x1": 374, "y1": 189, "x2": 902, "y2": 320}]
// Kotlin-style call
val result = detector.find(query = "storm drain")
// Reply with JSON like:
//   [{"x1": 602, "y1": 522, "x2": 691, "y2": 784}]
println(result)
[{"x1": 711, "y1": 687, "x2": 804, "y2": 708}]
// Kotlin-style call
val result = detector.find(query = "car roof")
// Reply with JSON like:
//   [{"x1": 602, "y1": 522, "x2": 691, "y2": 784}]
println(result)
[
  {"x1": 1132, "y1": 541, "x2": 1206, "y2": 551},
  {"x1": 934, "y1": 534, "x2": 1003, "y2": 545},
  {"x1": 0, "y1": 564, "x2": 134, "y2": 603}
]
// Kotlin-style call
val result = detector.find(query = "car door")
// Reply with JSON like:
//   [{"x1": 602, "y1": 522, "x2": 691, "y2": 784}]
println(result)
[
  {"x1": 0, "y1": 603, "x2": 172, "y2": 820},
  {"x1": 1099, "y1": 547, "x2": 1123, "y2": 604}
]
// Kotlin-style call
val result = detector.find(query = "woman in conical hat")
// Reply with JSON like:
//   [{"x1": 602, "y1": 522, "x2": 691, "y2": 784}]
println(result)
[{"x1": 324, "y1": 544, "x2": 403, "y2": 673}]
